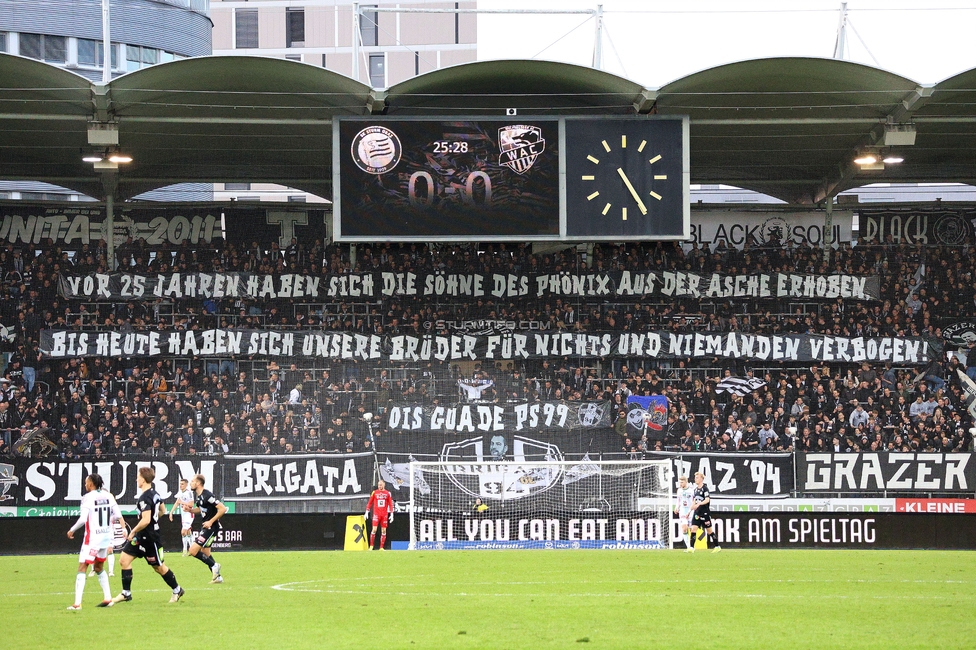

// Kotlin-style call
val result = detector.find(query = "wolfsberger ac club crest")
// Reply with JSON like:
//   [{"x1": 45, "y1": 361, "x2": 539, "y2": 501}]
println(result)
[
  {"x1": 351, "y1": 126, "x2": 402, "y2": 175},
  {"x1": 439, "y1": 434, "x2": 563, "y2": 500},
  {"x1": 0, "y1": 463, "x2": 18, "y2": 502},
  {"x1": 498, "y1": 125, "x2": 545, "y2": 174}
]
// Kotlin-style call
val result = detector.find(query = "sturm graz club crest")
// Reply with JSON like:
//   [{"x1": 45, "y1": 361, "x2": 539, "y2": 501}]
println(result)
[
  {"x1": 351, "y1": 126, "x2": 402, "y2": 175},
  {"x1": 760, "y1": 217, "x2": 792, "y2": 246},
  {"x1": 439, "y1": 434, "x2": 563, "y2": 501},
  {"x1": 498, "y1": 125, "x2": 545, "y2": 175},
  {"x1": 0, "y1": 463, "x2": 18, "y2": 502},
  {"x1": 576, "y1": 402, "x2": 607, "y2": 428}
]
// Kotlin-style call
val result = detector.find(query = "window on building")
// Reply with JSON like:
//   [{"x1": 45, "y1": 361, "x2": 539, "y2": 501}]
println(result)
[
  {"x1": 0, "y1": 33, "x2": 7, "y2": 53},
  {"x1": 125, "y1": 45, "x2": 141, "y2": 71},
  {"x1": 79, "y1": 39, "x2": 119, "y2": 68},
  {"x1": 287, "y1": 195, "x2": 307, "y2": 203},
  {"x1": 19, "y1": 34, "x2": 66, "y2": 63},
  {"x1": 368, "y1": 53, "x2": 385, "y2": 88},
  {"x1": 225, "y1": 183, "x2": 251, "y2": 191},
  {"x1": 236, "y1": 9, "x2": 259, "y2": 48},
  {"x1": 360, "y1": 5, "x2": 378, "y2": 47},
  {"x1": 285, "y1": 54, "x2": 302, "y2": 62},
  {"x1": 286, "y1": 8, "x2": 305, "y2": 47}
]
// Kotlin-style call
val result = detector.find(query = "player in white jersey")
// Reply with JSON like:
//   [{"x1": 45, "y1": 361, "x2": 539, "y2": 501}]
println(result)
[
  {"x1": 66, "y1": 473, "x2": 122, "y2": 609},
  {"x1": 674, "y1": 475, "x2": 695, "y2": 552},
  {"x1": 169, "y1": 478, "x2": 195, "y2": 555}
]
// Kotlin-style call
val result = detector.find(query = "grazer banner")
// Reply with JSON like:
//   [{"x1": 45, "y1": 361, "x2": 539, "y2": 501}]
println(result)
[
  {"x1": 689, "y1": 209, "x2": 854, "y2": 250},
  {"x1": 0, "y1": 202, "x2": 325, "y2": 248},
  {"x1": 39, "y1": 329, "x2": 932, "y2": 364},
  {"x1": 58, "y1": 270, "x2": 882, "y2": 302},
  {"x1": 652, "y1": 452, "x2": 795, "y2": 498},
  {"x1": 798, "y1": 453, "x2": 975, "y2": 493},
  {"x1": 856, "y1": 205, "x2": 976, "y2": 246},
  {"x1": 0, "y1": 454, "x2": 374, "y2": 507}
]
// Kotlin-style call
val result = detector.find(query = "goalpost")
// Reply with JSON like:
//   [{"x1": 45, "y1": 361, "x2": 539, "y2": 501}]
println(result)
[{"x1": 407, "y1": 459, "x2": 672, "y2": 550}]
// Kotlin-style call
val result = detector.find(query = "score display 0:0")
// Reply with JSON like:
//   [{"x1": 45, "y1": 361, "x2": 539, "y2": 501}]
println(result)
[
  {"x1": 408, "y1": 171, "x2": 492, "y2": 208},
  {"x1": 432, "y1": 140, "x2": 470, "y2": 154}
]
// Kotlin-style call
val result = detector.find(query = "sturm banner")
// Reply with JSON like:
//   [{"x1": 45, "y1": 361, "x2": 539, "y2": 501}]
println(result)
[
  {"x1": 2, "y1": 454, "x2": 373, "y2": 507},
  {"x1": 39, "y1": 329, "x2": 932, "y2": 364},
  {"x1": 798, "y1": 452, "x2": 974, "y2": 493},
  {"x1": 58, "y1": 270, "x2": 882, "y2": 302}
]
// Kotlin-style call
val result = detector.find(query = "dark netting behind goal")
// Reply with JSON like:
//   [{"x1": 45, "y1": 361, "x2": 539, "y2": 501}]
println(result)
[{"x1": 407, "y1": 460, "x2": 671, "y2": 550}]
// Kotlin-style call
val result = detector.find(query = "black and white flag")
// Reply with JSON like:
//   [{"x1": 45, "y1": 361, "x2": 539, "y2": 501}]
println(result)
[{"x1": 715, "y1": 376, "x2": 767, "y2": 396}]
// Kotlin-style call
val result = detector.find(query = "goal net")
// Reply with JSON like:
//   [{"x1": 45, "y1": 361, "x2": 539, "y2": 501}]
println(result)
[{"x1": 407, "y1": 459, "x2": 672, "y2": 550}]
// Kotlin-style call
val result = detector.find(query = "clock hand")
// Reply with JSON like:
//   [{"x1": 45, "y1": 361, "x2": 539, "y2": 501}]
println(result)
[{"x1": 616, "y1": 168, "x2": 648, "y2": 215}]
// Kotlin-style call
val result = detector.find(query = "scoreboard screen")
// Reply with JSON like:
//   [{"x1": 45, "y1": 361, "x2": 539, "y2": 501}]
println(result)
[
  {"x1": 334, "y1": 116, "x2": 689, "y2": 242},
  {"x1": 335, "y1": 119, "x2": 560, "y2": 240}
]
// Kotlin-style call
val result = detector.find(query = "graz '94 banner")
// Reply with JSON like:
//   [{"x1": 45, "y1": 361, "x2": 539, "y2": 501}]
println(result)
[
  {"x1": 40, "y1": 329, "x2": 932, "y2": 364},
  {"x1": 58, "y1": 270, "x2": 881, "y2": 302}
]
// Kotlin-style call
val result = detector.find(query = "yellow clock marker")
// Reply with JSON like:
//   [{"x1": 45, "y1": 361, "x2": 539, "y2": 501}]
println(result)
[
  {"x1": 654, "y1": 175, "x2": 668, "y2": 180},
  {"x1": 602, "y1": 203, "x2": 611, "y2": 215},
  {"x1": 582, "y1": 175, "x2": 595, "y2": 180},
  {"x1": 621, "y1": 135, "x2": 627, "y2": 148},
  {"x1": 649, "y1": 154, "x2": 662, "y2": 164},
  {"x1": 587, "y1": 155, "x2": 600, "y2": 164},
  {"x1": 622, "y1": 207, "x2": 628, "y2": 221},
  {"x1": 638, "y1": 140, "x2": 647, "y2": 152},
  {"x1": 650, "y1": 191, "x2": 662, "y2": 200},
  {"x1": 601, "y1": 140, "x2": 611, "y2": 152},
  {"x1": 587, "y1": 191, "x2": 600, "y2": 201}
]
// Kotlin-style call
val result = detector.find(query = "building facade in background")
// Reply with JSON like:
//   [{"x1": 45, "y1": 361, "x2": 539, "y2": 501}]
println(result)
[
  {"x1": 0, "y1": 0, "x2": 213, "y2": 201},
  {"x1": 210, "y1": 0, "x2": 476, "y2": 202}
]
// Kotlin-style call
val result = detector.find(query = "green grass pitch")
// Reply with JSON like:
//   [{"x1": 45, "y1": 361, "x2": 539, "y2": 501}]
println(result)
[{"x1": 1, "y1": 549, "x2": 973, "y2": 649}]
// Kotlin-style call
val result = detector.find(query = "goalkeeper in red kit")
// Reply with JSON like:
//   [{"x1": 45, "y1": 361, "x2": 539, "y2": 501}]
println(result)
[{"x1": 365, "y1": 479, "x2": 394, "y2": 551}]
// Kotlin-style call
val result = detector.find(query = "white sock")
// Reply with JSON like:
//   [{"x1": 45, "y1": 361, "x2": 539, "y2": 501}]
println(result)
[
  {"x1": 683, "y1": 530, "x2": 692, "y2": 549},
  {"x1": 107, "y1": 554, "x2": 115, "y2": 574},
  {"x1": 184, "y1": 535, "x2": 191, "y2": 552},
  {"x1": 97, "y1": 570, "x2": 111, "y2": 601},
  {"x1": 74, "y1": 572, "x2": 86, "y2": 606}
]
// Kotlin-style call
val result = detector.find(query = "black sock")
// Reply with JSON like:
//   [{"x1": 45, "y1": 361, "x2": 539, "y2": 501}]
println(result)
[
  {"x1": 161, "y1": 569, "x2": 179, "y2": 590},
  {"x1": 195, "y1": 552, "x2": 215, "y2": 569},
  {"x1": 121, "y1": 568, "x2": 133, "y2": 593},
  {"x1": 708, "y1": 533, "x2": 717, "y2": 545}
]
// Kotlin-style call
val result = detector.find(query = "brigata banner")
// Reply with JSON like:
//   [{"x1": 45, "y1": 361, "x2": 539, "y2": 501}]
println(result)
[
  {"x1": 0, "y1": 454, "x2": 375, "y2": 507},
  {"x1": 385, "y1": 401, "x2": 611, "y2": 434},
  {"x1": 798, "y1": 452, "x2": 974, "y2": 492},
  {"x1": 223, "y1": 453, "x2": 372, "y2": 501},
  {"x1": 58, "y1": 270, "x2": 880, "y2": 302},
  {"x1": 651, "y1": 452, "x2": 794, "y2": 497},
  {"x1": 39, "y1": 329, "x2": 932, "y2": 364}
]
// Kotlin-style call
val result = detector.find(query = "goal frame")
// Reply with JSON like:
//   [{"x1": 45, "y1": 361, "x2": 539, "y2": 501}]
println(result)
[{"x1": 407, "y1": 459, "x2": 673, "y2": 550}]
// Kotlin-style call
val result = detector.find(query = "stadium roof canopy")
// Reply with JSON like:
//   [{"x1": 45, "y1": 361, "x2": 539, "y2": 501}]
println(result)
[{"x1": 0, "y1": 53, "x2": 974, "y2": 204}]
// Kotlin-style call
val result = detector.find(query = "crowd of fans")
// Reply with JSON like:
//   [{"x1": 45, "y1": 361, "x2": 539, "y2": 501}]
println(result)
[{"x1": 0, "y1": 233, "x2": 973, "y2": 459}]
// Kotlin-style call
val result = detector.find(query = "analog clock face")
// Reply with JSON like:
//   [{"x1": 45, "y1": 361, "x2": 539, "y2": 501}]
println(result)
[{"x1": 565, "y1": 119, "x2": 685, "y2": 239}]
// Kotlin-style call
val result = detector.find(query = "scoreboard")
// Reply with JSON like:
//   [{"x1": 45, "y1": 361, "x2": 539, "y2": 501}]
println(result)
[{"x1": 333, "y1": 116, "x2": 689, "y2": 242}]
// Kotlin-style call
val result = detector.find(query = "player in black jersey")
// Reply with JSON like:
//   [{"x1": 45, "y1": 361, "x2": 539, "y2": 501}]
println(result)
[
  {"x1": 689, "y1": 471, "x2": 721, "y2": 553},
  {"x1": 111, "y1": 467, "x2": 185, "y2": 604},
  {"x1": 185, "y1": 473, "x2": 227, "y2": 583}
]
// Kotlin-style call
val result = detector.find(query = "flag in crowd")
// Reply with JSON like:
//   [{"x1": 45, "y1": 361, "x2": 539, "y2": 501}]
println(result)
[{"x1": 715, "y1": 376, "x2": 767, "y2": 396}]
